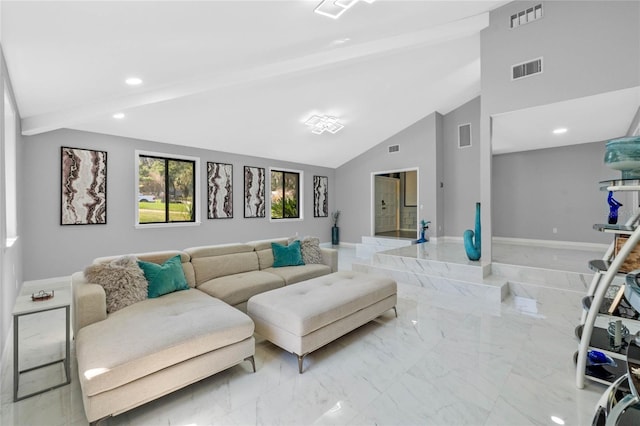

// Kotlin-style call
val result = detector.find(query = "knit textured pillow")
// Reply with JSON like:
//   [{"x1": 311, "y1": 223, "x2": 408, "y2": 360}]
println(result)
[
  {"x1": 84, "y1": 255, "x2": 148, "y2": 313},
  {"x1": 300, "y1": 237, "x2": 323, "y2": 264}
]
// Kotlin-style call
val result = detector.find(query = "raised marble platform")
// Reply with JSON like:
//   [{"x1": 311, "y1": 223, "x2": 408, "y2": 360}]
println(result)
[
  {"x1": 351, "y1": 239, "x2": 605, "y2": 309},
  {"x1": 352, "y1": 241, "x2": 507, "y2": 306}
]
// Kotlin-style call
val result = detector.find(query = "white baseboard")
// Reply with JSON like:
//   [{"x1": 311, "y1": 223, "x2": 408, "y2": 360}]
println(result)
[
  {"x1": 492, "y1": 236, "x2": 608, "y2": 251},
  {"x1": 440, "y1": 235, "x2": 607, "y2": 251}
]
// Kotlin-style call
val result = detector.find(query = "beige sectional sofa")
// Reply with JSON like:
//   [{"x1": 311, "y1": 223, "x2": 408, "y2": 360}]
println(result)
[{"x1": 72, "y1": 238, "x2": 337, "y2": 425}]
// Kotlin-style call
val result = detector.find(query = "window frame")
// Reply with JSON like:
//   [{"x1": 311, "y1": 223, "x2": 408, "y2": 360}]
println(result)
[
  {"x1": 269, "y1": 167, "x2": 303, "y2": 222},
  {"x1": 135, "y1": 150, "x2": 201, "y2": 228},
  {"x1": 4, "y1": 86, "x2": 17, "y2": 247}
]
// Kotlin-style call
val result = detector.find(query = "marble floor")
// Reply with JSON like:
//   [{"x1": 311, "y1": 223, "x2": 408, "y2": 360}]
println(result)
[{"x1": 0, "y1": 245, "x2": 607, "y2": 426}]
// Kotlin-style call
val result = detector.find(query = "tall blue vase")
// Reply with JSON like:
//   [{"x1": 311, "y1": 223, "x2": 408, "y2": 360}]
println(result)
[{"x1": 463, "y1": 202, "x2": 481, "y2": 261}]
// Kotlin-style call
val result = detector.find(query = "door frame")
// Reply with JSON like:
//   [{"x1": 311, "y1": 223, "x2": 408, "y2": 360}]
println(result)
[{"x1": 370, "y1": 167, "x2": 419, "y2": 237}]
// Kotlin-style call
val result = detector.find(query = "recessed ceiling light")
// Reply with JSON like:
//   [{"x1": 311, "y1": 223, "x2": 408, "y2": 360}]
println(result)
[
  {"x1": 113, "y1": 112, "x2": 125, "y2": 119},
  {"x1": 551, "y1": 416, "x2": 565, "y2": 425},
  {"x1": 331, "y1": 38, "x2": 351, "y2": 46},
  {"x1": 553, "y1": 128, "x2": 568, "y2": 135},
  {"x1": 125, "y1": 77, "x2": 143, "y2": 86}
]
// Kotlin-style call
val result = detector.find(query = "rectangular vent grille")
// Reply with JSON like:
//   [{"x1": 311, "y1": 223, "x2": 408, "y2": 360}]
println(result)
[
  {"x1": 512, "y1": 58, "x2": 543, "y2": 80},
  {"x1": 510, "y1": 4, "x2": 543, "y2": 28},
  {"x1": 458, "y1": 124, "x2": 471, "y2": 148},
  {"x1": 388, "y1": 144, "x2": 400, "y2": 153}
]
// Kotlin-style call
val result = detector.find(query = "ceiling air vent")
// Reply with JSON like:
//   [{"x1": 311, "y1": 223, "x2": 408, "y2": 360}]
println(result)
[
  {"x1": 512, "y1": 58, "x2": 543, "y2": 80},
  {"x1": 388, "y1": 144, "x2": 400, "y2": 153},
  {"x1": 510, "y1": 4, "x2": 543, "y2": 28},
  {"x1": 458, "y1": 123, "x2": 471, "y2": 148}
]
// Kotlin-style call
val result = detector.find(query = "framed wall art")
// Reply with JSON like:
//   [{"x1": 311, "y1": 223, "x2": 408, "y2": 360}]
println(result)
[
  {"x1": 244, "y1": 166, "x2": 266, "y2": 218},
  {"x1": 61, "y1": 146, "x2": 107, "y2": 225},
  {"x1": 313, "y1": 175, "x2": 328, "y2": 217},
  {"x1": 207, "y1": 162, "x2": 233, "y2": 219}
]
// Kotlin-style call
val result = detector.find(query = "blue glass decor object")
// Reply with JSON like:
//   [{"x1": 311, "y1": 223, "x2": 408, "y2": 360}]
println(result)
[
  {"x1": 604, "y1": 136, "x2": 640, "y2": 179},
  {"x1": 587, "y1": 349, "x2": 617, "y2": 367},
  {"x1": 417, "y1": 219, "x2": 431, "y2": 243},
  {"x1": 463, "y1": 202, "x2": 481, "y2": 261},
  {"x1": 608, "y1": 191, "x2": 623, "y2": 224}
]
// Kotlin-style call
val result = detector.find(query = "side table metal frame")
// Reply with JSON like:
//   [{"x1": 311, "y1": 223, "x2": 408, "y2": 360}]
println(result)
[{"x1": 13, "y1": 303, "x2": 71, "y2": 402}]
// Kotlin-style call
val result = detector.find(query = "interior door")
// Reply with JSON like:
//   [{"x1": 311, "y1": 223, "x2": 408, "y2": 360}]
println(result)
[{"x1": 375, "y1": 176, "x2": 399, "y2": 233}]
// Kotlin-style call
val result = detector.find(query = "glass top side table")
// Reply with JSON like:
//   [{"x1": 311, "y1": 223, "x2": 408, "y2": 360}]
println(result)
[{"x1": 12, "y1": 288, "x2": 71, "y2": 401}]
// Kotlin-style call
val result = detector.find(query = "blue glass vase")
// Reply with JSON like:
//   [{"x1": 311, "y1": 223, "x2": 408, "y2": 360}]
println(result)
[{"x1": 463, "y1": 202, "x2": 481, "y2": 261}]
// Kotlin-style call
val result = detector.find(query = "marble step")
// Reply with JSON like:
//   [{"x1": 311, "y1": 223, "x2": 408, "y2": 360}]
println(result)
[
  {"x1": 352, "y1": 260, "x2": 509, "y2": 308},
  {"x1": 491, "y1": 261, "x2": 595, "y2": 294},
  {"x1": 355, "y1": 236, "x2": 415, "y2": 258}
]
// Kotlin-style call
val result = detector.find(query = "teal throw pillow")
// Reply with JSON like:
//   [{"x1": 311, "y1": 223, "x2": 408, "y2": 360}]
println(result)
[
  {"x1": 138, "y1": 255, "x2": 190, "y2": 298},
  {"x1": 272, "y1": 240, "x2": 305, "y2": 268}
]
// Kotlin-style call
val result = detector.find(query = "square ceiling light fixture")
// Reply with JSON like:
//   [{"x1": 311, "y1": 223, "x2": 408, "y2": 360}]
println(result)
[
  {"x1": 314, "y1": 0, "x2": 375, "y2": 19},
  {"x1": 305, "y1": 115, "x2": 344, "y2": 135}
]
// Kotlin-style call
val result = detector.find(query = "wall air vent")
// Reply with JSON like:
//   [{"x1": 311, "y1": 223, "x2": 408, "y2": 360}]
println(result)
[
  {"x1": 510, "y1": 4, "x2": 543, "y2": 28},
  {"x1": 512, "y1": 58, "x2": 543, "y2": 80},
  {"x1": 388, "y1": 144, "x2": 400, "y2": 153},
  {"x1": 458, "y1": 123, "x2": 472, "y2": 148}
]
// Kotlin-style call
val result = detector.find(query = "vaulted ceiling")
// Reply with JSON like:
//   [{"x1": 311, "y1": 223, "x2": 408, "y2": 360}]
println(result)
[
  {"x1": 2, "y1": 0, "x2": 513, "y2": 168},
  {"x1": 9, "y1": 1, "x2": 635, "y2": 169}
]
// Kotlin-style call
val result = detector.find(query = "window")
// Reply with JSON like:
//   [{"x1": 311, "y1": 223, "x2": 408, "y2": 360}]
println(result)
[
  {"x1": 136, "y1": 151, "x2": 199, "y2": 225},
  {"x1": 270, "y1": 169, "x2": 302, "y2": 220},
  {"x1": 510, "y1": 4, "x2": 543, "y2": 28},
  {"x1": 4, "y1": 88, "x2": 17, "y2": 245}
]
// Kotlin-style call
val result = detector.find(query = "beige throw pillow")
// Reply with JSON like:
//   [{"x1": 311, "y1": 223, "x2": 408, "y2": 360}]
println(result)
[{"x1": 84, "y1": 255, "x2": 148, "y2": 313}]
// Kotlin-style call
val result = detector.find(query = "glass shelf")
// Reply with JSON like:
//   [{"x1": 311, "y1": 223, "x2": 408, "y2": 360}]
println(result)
[
  {"x1": 600, "y1": 179, "x2": 640, "y2": 191},
  {"x1": 594, "y1": 223, "x2": 636, "y2": 234}
]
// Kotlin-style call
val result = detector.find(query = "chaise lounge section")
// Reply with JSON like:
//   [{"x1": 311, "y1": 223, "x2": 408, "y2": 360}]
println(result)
[{"x1": 72, "y1": 250, "x2": 257, "y2": 425}]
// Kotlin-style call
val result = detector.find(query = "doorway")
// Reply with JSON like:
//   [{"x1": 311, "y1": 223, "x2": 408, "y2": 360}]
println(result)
[{"x1": 372, "y1": 169, "x2": 418, "y2": 239}]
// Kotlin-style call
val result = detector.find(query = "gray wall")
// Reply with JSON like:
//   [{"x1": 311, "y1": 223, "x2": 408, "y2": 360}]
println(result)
[
  {"x1": 22, "y1": 129, "x2": 334, "y2": 280},
  {"x1": 335, "y1": 112, "x2": 443, "y2": 243},
  {"x1": 482, "y1": 1, "x2": 640, "y2": 114},
  {"x1": 1, "y1": 46, "x2": 23, "y2": 357},
  {"x1": 493, "y1": 141, "x2": 624, "y2": 244},
  {"x1": 480, "y1": 0, "x2": 640, "y2": 258},
  {"x1": 443, "y1": 96, "x2": 481, "y2": 238}
]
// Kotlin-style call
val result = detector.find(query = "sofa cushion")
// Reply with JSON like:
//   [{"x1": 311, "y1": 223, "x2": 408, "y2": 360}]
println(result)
[
  {"x1": 264, "y1": 263, "x2": 331, "y2": 285},
  {"x1": 197, "y1": 271, "x2": 284, "y2": 306},
  {"x1": 272, "y1": 241, "x2": 304, "y2": 268},
  {"x1": 76, "y1": 288, "x2": 254, "y2": 397},
  {"x1": 185, "y1": 244, "x2": 259, "y2": 284},
  {"x1": 247, "y1": 238, "x2": 289, "y2": 270},
  {"x1": 83, "y1": 255, "x2": 147, "y2": 313},
  {"x1": 138, "y1": 255, "x2": 190, "y2": 298}
]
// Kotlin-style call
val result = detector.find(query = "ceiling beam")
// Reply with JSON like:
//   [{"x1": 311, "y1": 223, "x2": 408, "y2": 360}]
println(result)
[{"x1": 21, "y1": 13, "x2": 489, "y2": 136}]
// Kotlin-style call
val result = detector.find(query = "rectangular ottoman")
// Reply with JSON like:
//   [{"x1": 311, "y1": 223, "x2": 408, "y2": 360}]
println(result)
[{"x1": 247, "y1": 270, "x2": 397, "y2": 373}]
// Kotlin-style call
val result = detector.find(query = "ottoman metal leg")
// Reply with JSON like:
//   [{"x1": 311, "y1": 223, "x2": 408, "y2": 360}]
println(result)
[
  {"x1": 245, "y1": 356, "x2": 256, "y2": 373},
  {"x1": 297, "y1": 354, "x2": 305, "y2": 374},
  {"x1": 393, "y1": 306, "x2": 398, "y2": 318}
]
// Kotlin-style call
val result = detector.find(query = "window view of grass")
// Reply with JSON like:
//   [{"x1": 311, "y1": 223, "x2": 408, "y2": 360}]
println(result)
[
  {"x1": 271, "y1": 170, "x2": 299, "y2": 219},
  {"x1": 138, "y1": 155, "x2": 195, "y2": 224},
  {"x1": 138, "y1": 201, "x2": 193, "y2": 223}
]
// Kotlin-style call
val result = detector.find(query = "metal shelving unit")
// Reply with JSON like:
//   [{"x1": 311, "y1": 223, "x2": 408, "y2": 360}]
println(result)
[
  {"x1": 576, "y1": 179, "x2": 640, "y2": 389},
  {"x1": 591, "y1": 341, "x2": 640, "y2": 425}
]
